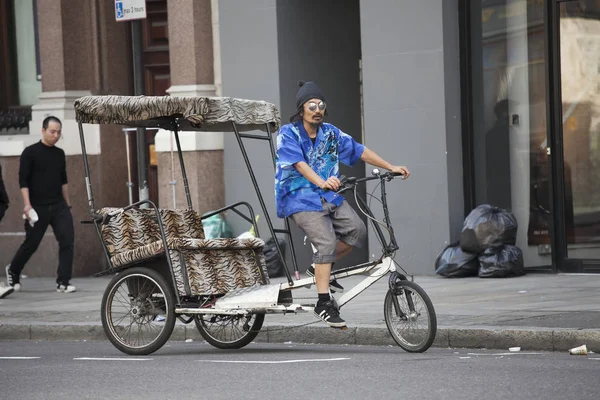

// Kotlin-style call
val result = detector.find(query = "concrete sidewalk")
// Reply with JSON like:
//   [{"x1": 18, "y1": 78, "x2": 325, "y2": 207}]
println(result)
[{"x1": 1, "y1": 273, "x2": 599, "y2": 352}]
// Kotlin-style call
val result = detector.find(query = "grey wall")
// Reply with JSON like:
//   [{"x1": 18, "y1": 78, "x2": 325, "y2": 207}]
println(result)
[
  {"x1": 276, "y1": 0, "x2": 366, "y2": 271},
  {"x1": 219, "y1": 0, "x2": 282, "y2": 241},
  {"x1": 219, "y1": 0, "x2": 464, "y2": 276},
  {"x1": 359, "y1": 0, "x2": 463, "y2": 274}
]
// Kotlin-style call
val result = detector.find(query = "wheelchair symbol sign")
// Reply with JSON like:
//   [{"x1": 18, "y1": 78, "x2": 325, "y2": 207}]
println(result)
[{"x1": 115, "y1": 2, "x2": 124, "y2": 19}]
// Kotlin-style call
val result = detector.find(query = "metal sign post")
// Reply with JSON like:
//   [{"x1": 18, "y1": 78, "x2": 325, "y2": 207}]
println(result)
[{"x1": 116, "y1": 0, "x2": 148, "y2": 203}]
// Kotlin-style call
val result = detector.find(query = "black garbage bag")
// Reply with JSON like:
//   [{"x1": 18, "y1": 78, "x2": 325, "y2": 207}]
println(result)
[
  {"x1": 478, "y1": 245, "x2": 525, "y2": 278},
  {"x1": 460, "y1": 204, "x2": 518, "y2": 254},
  {"x1": 263, "y1": 237, "x2": 287, "y2": 278},
  {"x1": 435, "y1": 242, "x2": 479, "y2": 278}
]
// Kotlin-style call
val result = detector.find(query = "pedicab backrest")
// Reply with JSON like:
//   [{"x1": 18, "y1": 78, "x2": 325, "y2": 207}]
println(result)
[
  {"x1": 95, "y1": 208, "x2": 205, "y2": 267},
  {"x1": 157, "y1": 208, "x2": 205, "y2": 240},
  {"x1": 96, "y1": 207, "x2": 164, "y2": 267}
]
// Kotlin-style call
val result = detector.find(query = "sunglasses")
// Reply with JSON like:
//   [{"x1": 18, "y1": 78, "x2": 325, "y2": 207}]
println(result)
[{"x1": 307, "y1": 101, "x2": 326, "y2": 112}]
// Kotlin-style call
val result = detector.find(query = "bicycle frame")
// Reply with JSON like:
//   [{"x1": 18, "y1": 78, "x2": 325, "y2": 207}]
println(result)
[
  {"x1": 179, "y1": 174, "x2": 409, "y2": 316},
  {"x1": 180, "y1": 172, "x2": 403, "y2": 317},
  {"x1": 279, "y1": 172, "x2": 409, "y2": 309},
  {"x1": 279, "y1": 256, "x2": 396, "y2": 309}
]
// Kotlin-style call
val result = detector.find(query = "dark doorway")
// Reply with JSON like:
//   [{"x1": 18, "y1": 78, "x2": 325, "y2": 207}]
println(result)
[{"x1": 276, "y1": 0, "x2": 366, "y2": 271}]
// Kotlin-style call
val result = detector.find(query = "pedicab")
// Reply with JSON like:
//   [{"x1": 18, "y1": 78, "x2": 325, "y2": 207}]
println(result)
[{"x1": 73, "y1": 95, "x2": 437, "y2": 356}]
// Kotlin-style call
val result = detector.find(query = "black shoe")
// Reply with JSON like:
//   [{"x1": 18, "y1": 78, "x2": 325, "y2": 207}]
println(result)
[
  {"x1": 314, "y1": 300, "x2": 346, "y2": 328},
  {"x1": 306, "y1": 266, "x2": 344, "y2": 293},
  {"x1": 5, "y1": 265, "x2": 21, "y2": 292}
]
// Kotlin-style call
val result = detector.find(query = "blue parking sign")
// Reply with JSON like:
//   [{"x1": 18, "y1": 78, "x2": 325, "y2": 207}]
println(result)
[
  {"x1": 115, "y1": 2, "x2": 124, "y2": 19},
  {"x1": 114, "y1": 0, "x2": 146, "y2": 22}
]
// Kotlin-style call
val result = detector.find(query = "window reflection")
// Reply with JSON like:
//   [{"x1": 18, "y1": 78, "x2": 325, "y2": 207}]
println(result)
[
  {"x1": 471, "y1": 0, "x2": 549, "y2": 267},
  {"x1": 559, "y1": 0, "x2": 600, "y2": 253}
]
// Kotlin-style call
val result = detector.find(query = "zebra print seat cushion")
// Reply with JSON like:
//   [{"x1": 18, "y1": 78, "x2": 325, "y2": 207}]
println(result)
[
  {"x1": 95, "y1": 207, "x2": 269, "y2": 294},
  {"x1": 167, "y1": 236, "x2": 268, "y2": 296},
  {"x1": 111, "y1": 240, "x2": 165, "y2": 267},
  {"x1": 107, "y1": 237, "x2": 266, "y2": 270},
  {"x1": 170, "y1": 237, "x2": 264, "y2": 250},
  {"x1": 169, "y1": 247, "x2": 268, "y2": 295}
]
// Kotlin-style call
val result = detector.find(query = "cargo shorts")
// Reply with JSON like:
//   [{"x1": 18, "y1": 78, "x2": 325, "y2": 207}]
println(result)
[{"x1": 290, "y1": 199, "x2": 367, "y2": 264}]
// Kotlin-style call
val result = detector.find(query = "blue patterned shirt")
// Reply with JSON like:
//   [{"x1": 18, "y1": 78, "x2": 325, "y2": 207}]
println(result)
[{"x1": 275, "y1": 121, "x2": 365, "y2": 218}]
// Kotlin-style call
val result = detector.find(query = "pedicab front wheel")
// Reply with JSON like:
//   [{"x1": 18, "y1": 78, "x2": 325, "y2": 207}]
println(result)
[
  {"x1": 194, "y1": 312, "x2": 265, "y2": 349},
  {"x1": 384, "y1": 280, "x2": 437, "y2": 353},
  {"x1": 101, "y1": 267, "x2": 176, "y2": 355}
]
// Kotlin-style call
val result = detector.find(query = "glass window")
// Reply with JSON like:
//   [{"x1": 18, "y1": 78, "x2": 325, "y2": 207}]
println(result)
[
  {"x1": 559, "y1": 0, "x2": 600, "y2": 258},
  {"x1": 469, "y1": 0, "x2": 550, "y2": 267},
  {"x1": 14, "y1": 0, "x2": 41, "y2": 106}
]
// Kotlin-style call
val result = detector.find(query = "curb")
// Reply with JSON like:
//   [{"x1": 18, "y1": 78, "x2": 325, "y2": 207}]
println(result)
[{"x1": 2, "y1": 323, "x2": 599, "y2": 352}]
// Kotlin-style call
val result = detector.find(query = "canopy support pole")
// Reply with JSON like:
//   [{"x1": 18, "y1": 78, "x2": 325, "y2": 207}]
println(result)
[
  {"x1": 78, "y1": 121, "x2": 95, "y2": 212},
  {"x1": 232, "y1": 121, "x2": 294, "y2": 286},
  {"x1": 265, "y1": 123, "x2": 301, "y2": 280},
  {"x1": 173, "y1": 120, "x2": 193, "y2": 209},
  {"x1": 78, "y1": 121, "x2": 114, "y2": 271}
]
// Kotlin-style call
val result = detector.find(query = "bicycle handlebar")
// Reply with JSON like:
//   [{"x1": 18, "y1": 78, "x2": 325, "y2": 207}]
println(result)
[
  {"x1": 326, "y1": 170, "x2": 402, "y2": 255},
  {"x1": 333, "y1": 171, "x2": 404, "y2": 194}
]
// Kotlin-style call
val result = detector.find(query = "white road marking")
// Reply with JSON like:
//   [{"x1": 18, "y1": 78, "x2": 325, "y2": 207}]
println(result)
[
  {"x1": 0, "y1": 357, "x2": 41, "y2": 360},
  {"x1": 588, "y1": 358, "x2": 600, "y2": 360},
  {"x1": 459, "y1": 357, "x2": 471, "y2": 359},
  {"x1": 73, "y1": 357, "x2": 153, "y2": 361},
  {"x1": 198, "y1": 357, "x2": 350, "y2": 364},
  {"x1": 467, "y1": 352, "x2": 543, "y2": 356}
]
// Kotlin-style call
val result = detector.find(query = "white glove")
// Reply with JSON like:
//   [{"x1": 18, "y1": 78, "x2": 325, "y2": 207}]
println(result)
[{"x1": 22, "y1": 208, "x2": 39, "y2": 227}]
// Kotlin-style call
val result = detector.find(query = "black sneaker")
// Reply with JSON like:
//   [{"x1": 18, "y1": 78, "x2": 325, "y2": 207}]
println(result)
[
  {"x1": 56, "y1": 283, "x2": 76, "y2": 293},
  {"x1": 314, "y1": 300, "x2": 346, "y2": 328},
  {"x1": 5, "y1": 265, "x2": 21, "y2": 292},
  {"x1": 306, "y1": 266, "x2": 344, "y2": 293}
]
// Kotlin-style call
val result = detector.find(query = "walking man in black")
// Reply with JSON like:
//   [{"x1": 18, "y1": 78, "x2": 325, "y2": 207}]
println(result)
[
  {"x1": 5, "y1": 116, "x2": 76, "y2": 293},
  {"x1": 0, "y1": 162, "x2": 14, "y2": 298}
]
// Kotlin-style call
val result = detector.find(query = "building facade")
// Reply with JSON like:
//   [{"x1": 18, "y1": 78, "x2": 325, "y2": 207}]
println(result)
[{"x1": 0, "y1": 0, "x2": 598, "y2": 277}]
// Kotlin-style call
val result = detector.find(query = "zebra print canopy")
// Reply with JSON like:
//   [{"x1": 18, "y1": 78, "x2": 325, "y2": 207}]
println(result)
[{"x1": 74, "y1": 95, "x2": 280, "y2": 133}]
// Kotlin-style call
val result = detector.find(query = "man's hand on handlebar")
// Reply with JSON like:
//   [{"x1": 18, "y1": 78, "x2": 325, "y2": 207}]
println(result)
[
  {"x1": 320, "y1": 176, "x2": 342, "y2": 191},
  {"x1": 390, "y1": 165, "x2": 410, "y2": 179}
]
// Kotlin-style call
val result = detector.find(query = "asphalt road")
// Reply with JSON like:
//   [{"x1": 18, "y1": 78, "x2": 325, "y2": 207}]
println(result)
[{"x1": 1, "y1": 341, "x2": 599, "y2": 400}]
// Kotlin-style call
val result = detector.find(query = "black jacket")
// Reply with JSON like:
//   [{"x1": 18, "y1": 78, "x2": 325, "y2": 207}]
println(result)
[{"x1": 0, "y1": 163, "x2": 9, "y2": 207}]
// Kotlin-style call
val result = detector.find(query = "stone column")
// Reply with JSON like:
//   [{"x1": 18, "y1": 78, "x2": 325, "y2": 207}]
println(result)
[
  {"x1": 32, "y1": 0, "x2": 99, "y2": 151},
  {"x1": 156, "y1": 0, "x2": 224, "y2": 214}
]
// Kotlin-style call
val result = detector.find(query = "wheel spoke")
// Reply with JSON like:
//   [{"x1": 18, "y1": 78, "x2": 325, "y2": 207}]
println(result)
[
  {"x1": 104, "y1": 272, "x2": 173, "y2": 352},
  {"x1": 196, "y1": 313, "x2": 263, "y2": 349},
  {"x1": 384, "y1": 282, "x2": 436, "y2": 353}
]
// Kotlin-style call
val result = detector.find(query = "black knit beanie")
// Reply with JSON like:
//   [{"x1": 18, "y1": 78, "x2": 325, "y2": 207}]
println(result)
[{"x1": 295, "y1": 81, "x2": 325, "y2": 111}]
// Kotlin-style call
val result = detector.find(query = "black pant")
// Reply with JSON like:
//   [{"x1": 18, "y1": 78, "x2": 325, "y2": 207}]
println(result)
[{"x1": 9, "y1": 201, "x2": 74, "y2": 284}]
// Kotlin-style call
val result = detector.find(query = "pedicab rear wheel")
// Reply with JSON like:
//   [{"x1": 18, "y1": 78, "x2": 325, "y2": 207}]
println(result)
[
  {"x1": 101, "y1": 267, "x2": 176, "y2": 355},
  {"x1": 194, "y1": 312, "x2": 264, "y2": 349},
  {"x1": 384, "y1": 280, "x2": 437, "y2": 353}
]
